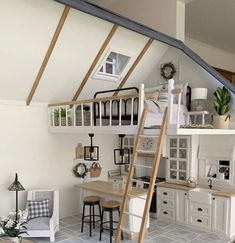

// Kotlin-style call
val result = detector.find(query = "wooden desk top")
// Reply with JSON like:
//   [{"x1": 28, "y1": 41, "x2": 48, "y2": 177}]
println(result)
[{"x1": 75, "y1": 180, "x2": 147, "y2": 197}]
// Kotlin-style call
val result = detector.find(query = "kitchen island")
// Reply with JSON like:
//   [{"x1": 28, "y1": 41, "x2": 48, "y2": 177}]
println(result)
[{"x1": 75, "y1": 180, "x2": 149, "y2": 239}]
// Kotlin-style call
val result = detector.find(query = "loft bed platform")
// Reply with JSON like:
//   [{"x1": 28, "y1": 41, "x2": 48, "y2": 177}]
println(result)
[{"x1": 48, "y1": 80, "x2": 235, "y2": 136}]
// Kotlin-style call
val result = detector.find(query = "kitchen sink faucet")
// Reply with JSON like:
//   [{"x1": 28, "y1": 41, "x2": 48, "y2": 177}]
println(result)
[{"x1": 208, "y1": 179, "x2": 212, "y2": 189}]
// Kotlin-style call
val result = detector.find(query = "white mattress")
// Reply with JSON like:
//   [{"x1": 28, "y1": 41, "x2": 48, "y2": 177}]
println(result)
[{"x1": 145, "y1": 103, "x2": 188, "y2": 127}]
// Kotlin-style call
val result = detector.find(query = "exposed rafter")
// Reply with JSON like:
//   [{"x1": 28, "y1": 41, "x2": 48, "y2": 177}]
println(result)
[
  {"x1": 72, "y1": 24, "x2": 118, "y2": 101},
  {"x1": 26, "y1": 6, "x2": 70, "y2": 105},
  {"x1": 113, "y1": 38, "x2": 153, "y2": 96}
]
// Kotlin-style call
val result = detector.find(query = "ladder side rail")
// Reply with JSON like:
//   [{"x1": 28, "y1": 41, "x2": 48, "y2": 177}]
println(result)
[
  {"x1": 138, "y1": 107, "x2": 168, "y2": 243},
  {"x1": 115, "y1": 108, "x2": 148, "y2": 243}
]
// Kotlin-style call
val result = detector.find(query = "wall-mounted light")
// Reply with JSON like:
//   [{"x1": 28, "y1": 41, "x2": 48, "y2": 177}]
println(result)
[
  {"x1": 84, "y1": 133, "x2": 99, "y2": 161},
  {"x1": 114, "y1": 134, "x2": 130, "y2": 165}
]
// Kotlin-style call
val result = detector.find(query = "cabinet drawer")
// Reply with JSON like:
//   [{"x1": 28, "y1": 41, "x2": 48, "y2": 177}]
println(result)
[
  {"x1": 158, "y1": 198, "x2": 175, "y2": 208},
  {"x1": 189, "y1": 202, "x2": 211, "y2": 217},
  {"x1": 189, "y1": 214, "x2": 211, "y2": 230},
  {"x1": 158, "y1": 188, "x2": 175, "y2": 199},
  {"x1": 158, "y1": 207, "x2": 175, "y2": 220}
]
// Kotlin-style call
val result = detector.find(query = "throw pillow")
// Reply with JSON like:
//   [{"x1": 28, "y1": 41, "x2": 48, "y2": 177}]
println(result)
[{"x1": 27, "y1": 199, "x2": 50, "y2": 220}]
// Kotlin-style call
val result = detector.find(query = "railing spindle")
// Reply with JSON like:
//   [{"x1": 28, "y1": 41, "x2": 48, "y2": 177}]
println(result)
[
  {"x1": 99, "y1": 101, "x2": 102, "y2": 126},
  {"x1": 66, "y1": 107, "x2": 68, "y2": 127},
  {"x1": 52, "y1": 108, "x2": 55, "y2": 126},
  {"x1": 90, "y1": 103, "x2": 93, "y2": 126},
  {"x1": 109, "y1": 101, "x2": 112, "y2": 126},
  {"x1": 131, "y1": 98, "x2": 134, "y2": 126},
  {"x1": 119, "y1": 99, "x2": 122, "y2": 126},
  {"x1": 73, "y1": 105, "x2": 76, "y2": 126},
  {"x1": 59, "y1": 108, "x2": 61, "y2": 126},
  {"x1": 81, "y1": 104, "x2": 84, "y2": 126}
]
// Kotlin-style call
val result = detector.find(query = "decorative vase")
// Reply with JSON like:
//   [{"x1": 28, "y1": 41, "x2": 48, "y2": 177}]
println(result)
[
  {"x1": 10, "y1": 237, "x2": 20, "y2": 243},
  {"x1": 213, "y1": 115, "x2": 230, "y2": 129}
]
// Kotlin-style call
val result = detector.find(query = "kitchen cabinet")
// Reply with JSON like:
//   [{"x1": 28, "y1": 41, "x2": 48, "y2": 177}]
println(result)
[
  {"x1": 157, "y1": 187, "x2": 176, "y2": 220},
  {"x1": 176, "y1": 190, "x2": 188, "y2": 224},
  {"x1": 212, "y1": 196, "x2": 229, "y2": 234},
  {"x1": 166, "y1": 135, "x2": 199, "y2": 184}
]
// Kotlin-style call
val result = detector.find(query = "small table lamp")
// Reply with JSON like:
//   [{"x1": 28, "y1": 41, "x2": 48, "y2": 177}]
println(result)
[
  {"x1": 8, "y1": 173, "x2": 25, "y2": 222},
  {"x1": 191, "y1": 88, "x2": 208, "y2": 111}
]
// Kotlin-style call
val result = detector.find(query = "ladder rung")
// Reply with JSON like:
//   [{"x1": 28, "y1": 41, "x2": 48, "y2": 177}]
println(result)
[
  {"x1": 139, "y1": 135, "x2": 159, "y2": 138},
  {"x1": 120, "y1": 226, "x2": 135, "y2": 234},
  {"x1": 135, "y1": 164, "x2": 152, "y2": 169},
  {"x1": 136, "y1": 150, "x2": 156, "y2": 154},
  {"x1": 127, "y1": 194, "x2": 146, "y2": 200},
  {"x1": 124, "y1": 211, "x2": 143, "y2": 218}
]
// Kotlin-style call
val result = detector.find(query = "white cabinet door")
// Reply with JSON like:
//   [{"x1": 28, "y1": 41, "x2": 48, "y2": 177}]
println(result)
[
  {"x1": 212, "y1": 196, "x2": 229, "y2": 234},
  {"x1": 176, "y1": 190, "x2": 188, "y2": 224}
]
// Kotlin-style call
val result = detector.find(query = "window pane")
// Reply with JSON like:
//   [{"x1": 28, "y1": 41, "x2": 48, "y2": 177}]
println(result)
[{"x1": 106, "y1": 63, "x2": 113, "y2": 74}]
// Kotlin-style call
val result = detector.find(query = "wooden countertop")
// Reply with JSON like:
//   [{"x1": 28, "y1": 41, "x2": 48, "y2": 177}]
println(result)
[
  {"x1": 75, "y1": 180, "x2": 148, "y2": 197},
  {"x1": 158, "y1": 183, "x2": 235, "y2": 198}
]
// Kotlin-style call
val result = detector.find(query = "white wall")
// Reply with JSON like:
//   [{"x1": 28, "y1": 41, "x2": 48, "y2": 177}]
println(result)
[
  {"x1": 186, "y1": 37, "x2": 235, "y2": 72},
  {"x1": 88, "y1": 0, "x2": 186, "y2": 41},
  {"x1": 0, "y1": 103, "x2": 118, "y2": 218}
]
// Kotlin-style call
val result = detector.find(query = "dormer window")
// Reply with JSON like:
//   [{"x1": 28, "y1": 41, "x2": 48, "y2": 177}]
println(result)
[{"x1": 94, "y1": 49, "x2": 131, "y2": 82}]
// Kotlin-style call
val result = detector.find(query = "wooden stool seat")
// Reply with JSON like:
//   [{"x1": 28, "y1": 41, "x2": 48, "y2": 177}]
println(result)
[
  {"x1": 102, "y1": 200, "x2": 120, "y2": 209},
  {"x1": 83, "y1": 196, "x2": 100, "y2": 203}
]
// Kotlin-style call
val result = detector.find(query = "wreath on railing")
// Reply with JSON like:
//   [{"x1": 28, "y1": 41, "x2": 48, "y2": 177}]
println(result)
[
  {"x1": 73, "y1": 163, "x2": 88, "y2": 178},
  {"x1": 160, "y1": 62, "x2": 176, "y2": 80}
]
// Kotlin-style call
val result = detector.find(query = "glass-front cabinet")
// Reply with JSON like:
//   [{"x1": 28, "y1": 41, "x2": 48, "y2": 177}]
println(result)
[{"x1": 167, "y1": 136, "x2": 190, "y2": 184}]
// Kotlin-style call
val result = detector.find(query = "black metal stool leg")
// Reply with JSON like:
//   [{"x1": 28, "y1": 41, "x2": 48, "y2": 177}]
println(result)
[
  {"x1": 99, "y1": 209, "x2": 104, "y2": 241},
  {"x1": 118, "y1": 209, "x2": 124, "y2": 240},
  {"x1": 110, "y1": 211, "x2": 113, "y2": 243},
  {"x1": 81, "y1": 204, "x2": 85, "y2": 233},
  {"x1": 89, "y1": 205, "x2": 92, "y2": 237},
  {"x1": 93, "y1": 205, "x2": 95, "y2": 229}
]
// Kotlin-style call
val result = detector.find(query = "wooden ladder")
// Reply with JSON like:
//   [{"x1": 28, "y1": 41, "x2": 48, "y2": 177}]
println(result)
[{"x1": 115, "y1": 107, "x2": 168, "y2": 243}]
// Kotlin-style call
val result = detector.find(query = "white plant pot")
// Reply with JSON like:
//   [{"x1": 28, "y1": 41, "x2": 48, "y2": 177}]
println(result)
[
  {"x1": 213, "y1": 115, "x2": 230, "y2": 129},
  {"x1": 217, "y1": 172, "x2": 225, "y2": 180},
  {"x1": 10, "y1": 237, "x2": 20, "y2": 243}
]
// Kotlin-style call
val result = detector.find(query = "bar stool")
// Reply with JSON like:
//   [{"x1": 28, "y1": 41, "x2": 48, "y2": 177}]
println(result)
[
  {"x1": 99, "y1": 200, "x2": 123, "y2": 243},
  {"x1": 81, "y1": 196, "x2": 101, "y2": 237}
]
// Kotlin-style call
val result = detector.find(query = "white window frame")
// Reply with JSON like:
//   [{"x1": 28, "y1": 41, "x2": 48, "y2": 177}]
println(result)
[{"x1": 93, "y1": 48, "x2": 132, "y2": 83}]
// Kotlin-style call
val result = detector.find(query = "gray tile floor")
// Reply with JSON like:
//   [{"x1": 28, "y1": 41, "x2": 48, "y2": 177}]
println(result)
[{"x1": 28, "y1": 215, "x2": 233, "y2": 243}]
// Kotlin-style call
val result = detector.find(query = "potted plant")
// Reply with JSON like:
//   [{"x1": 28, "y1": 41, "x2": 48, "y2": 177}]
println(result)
[
  {"x1": 53, "y1": 108, "x2": 72, "y2": 126},
  {"x1": 218, "y1": 167, "x2": 227, "y2": 180},
  {"x1": 0, "y1": 211, "x2": 27, "y2": 243},
  {"x1": 213, "y1": 86, "x2": 231, "y2": 129}
]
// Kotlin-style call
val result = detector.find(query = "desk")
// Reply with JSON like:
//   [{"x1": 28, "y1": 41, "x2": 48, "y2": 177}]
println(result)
[{"x1": 75, "y1": 180, "x2": 149, "y2": 239}]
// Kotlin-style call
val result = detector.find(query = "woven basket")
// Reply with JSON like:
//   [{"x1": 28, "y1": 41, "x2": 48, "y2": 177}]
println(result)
[
  {"x1": 76, "y1": 105, "x2": 90, "y2": 126},
  {"x1": 54, "y1": 117, "x2": 72, "y2": 126},
  {"x1": 89, "y1": 162, "x2": 102, "y2": 178}
]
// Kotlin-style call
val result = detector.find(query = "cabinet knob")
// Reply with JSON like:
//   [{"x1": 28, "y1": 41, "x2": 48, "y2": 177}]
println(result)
[
  {"x1": 213, "y1": 198, "x2": 215, "y2": 200},
  {"x1": 163, "y1": 201, "x2": 167, "y2": 204},
  {"x1": 184, "y1": 193, "x2": 187, "y2": 196},
  {"x1": 163, "y1": 192, "x2": 168, "y2": 195},
  {"x1": 197, "y1": 219, "x2": 202, "y2": 223},
  {"x1": 163, "y1": 211, "x2": 168, "y2": 215},
  {"x1": 197, "y1": 208, "x2": 203, "y2": 211}
]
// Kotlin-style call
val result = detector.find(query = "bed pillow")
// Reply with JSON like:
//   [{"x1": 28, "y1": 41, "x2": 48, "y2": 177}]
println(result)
[
  {"x1": 145, "y1": 91, "x2": 159, "y2": 103},
  {"x1": 27, "y1": 199, "x2": 50, "y2": 220}
]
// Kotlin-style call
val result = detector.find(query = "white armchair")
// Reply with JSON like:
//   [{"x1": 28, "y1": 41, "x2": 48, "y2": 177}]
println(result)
[{"x1": 24, "y1": 190, "x2": 59, "y2": 242}]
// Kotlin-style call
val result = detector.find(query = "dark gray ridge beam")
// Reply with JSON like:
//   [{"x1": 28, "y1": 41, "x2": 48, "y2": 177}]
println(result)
[{"x1": 55, "y1": 0, "x2": 235, "y2": 94}]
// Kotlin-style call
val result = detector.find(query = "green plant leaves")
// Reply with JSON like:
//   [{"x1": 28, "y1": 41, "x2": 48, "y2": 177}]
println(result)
[{"x1": 213, "y1": 86, "x2": 231, "y2": 115}]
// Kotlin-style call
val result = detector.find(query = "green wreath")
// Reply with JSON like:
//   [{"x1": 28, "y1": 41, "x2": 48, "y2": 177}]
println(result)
[
  {"x1": 73, "y1": 163, "x2": 88, "y2": 178},
  {"x1": 160, "y1": 62, "x2": 176, "y2": 80}
]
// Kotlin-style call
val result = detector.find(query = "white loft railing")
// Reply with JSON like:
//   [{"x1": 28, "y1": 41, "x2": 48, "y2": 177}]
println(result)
[
  {"x1": 48, "y1": 93, "x2": 142, "y2": 128},
  {"x1": 48, "y1": 80, "x2": 193, "y2": 132}
]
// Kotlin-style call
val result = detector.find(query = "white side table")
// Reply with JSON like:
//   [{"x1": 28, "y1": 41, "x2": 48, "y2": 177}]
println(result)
[{"x1": 185, "y1": 111, "x2": 210, "y2": 125}]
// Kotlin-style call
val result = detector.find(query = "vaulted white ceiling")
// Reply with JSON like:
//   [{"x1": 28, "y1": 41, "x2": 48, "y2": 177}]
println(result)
[{"x1": 0, "y1": 0, "x2": 169, "y2": 104}]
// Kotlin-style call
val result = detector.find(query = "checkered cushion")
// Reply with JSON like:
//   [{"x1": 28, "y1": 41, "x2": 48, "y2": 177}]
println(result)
[{"x1": 27, "y1": 199, "x2": 50, "y2": 220}]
